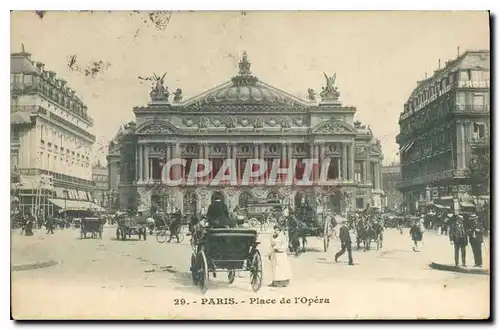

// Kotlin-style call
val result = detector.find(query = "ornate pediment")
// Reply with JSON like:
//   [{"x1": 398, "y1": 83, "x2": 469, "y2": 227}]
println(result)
[
  {"x1": 136, "y1": 121, "x2": 178, "y2": 135},
  {"x1": 312, "y1": 119, "x2": 355, "y2": 134}
]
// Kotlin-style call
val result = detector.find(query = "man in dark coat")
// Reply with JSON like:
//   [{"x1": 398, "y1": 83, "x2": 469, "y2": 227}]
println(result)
[
  {"x1": 335, "y1": 219, "x2": 353, "y2": 265},
  {"x1": 168, "y1": 208, "x2": 182, "y2": 243},
  {"x1": 206, "y1": 197, "x2": 234, "y2": 228},
  {"x1": 468, "y1": 214, "x2": 484, "y2": 267},
  {"x1": 449, "y1": 215, "x2": 468, "y2": 267},
  {"x1": 46, "y1": 217, "x2": 55, "y2": 235}
]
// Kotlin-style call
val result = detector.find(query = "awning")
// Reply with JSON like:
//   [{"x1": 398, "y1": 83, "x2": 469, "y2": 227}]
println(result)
[{"x1": 48, "y1": 198, "x2": 105, "y2": 212}]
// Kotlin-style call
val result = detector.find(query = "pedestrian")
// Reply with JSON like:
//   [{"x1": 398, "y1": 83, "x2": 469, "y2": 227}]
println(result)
[
  {"x1": 46, "y1": 217, "x2": 54, "y2": 234},
  {"x1": 409, "y1": 219, "x2": 423, "y2": 252},
  {"x1": 146, "y1": 214, "x2": 155, "y2": 235},
  {"x1": 468, "y1": 214, "x2": 483, "y2": 268},
  {"x1": 449, "y1": 215, "x2": 468, "y2": 267},
  {"x1": 24, "y1": 211, "x2": 34, "y2": 236},
  {"x1": 168, "y1": 209, "x2": 182, "y2": 243},
  {"x1": 268, "y1": 225, "x2": 292, "y2": 287},
  {"x1": 334, "y1": 219, "x2": 354, "y2": 265}
]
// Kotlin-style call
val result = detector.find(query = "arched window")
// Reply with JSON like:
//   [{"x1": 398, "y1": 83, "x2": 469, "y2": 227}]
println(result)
[{"x1": 239, "y1": 191, "x2": 252, "y2": 208}]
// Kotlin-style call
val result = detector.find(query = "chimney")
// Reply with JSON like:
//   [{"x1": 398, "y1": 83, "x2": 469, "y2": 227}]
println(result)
[
  {"x1": 438, "y1": 59, "x2": 441, "y2": 69},
  {"x1": 457, "y1": 46, "x2": 460, "y2": 58},
  {"x1": 48, "y1": 71, "x2": 56, "y2": 80},
  {"x1": 60, "y1": 79, "x2": 67, "y2": 88}
]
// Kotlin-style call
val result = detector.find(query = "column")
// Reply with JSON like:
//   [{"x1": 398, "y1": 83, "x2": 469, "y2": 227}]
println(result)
[
  {"x1": 312, "y1": 144, "x2": 319, "y2": 182},
  {"x1": 461, "y1": 122, "x2": 466, "y2": 168},
  {"x1": 173, "y1": 143, "x2": 181, "y2": 180},
  {"x1": 456, "y1": 121, "x2": 462, "y2": 169},
  {"x1": 138, "y1": 144, "x2": 143, "y2": 182},
  {"x1": 365, "y1": 146, "x2": 370, "y2": 183},
  {"x1": 135, "y1": 146, "x2": 139, "y2": 182},
  {"x1": 375, "y1": 162, "x2": 381, "y2": 190},
  {"x1": 149, "y1": 158, "x2": 153, "y2": 181},
  {"x1": 342, "y1": 143, "x2": 348, "y2": 180},
  {"x1": 337, "y1": 158, "x2": 341, "y2": 179},
  {"x1": 349, "y1": 142, "x2": 355, "y2": 181},
  {"x1": 143, "y1": 145, "x2": 149, "y2": 181}
]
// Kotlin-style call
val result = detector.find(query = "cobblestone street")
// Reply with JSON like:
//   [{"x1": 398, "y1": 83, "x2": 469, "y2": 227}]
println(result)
[{"x1": 11, "y1": 226, "x2": 489, "y2": 319}]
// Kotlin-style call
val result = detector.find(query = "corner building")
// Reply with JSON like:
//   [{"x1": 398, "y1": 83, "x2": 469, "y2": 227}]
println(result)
[
  {"x1": 396, "y1": 50, "x2": 490, "y2": 214},
  {"x1": 108, "y1": 53, "x2": 384, "y2": 215},
  {"x1": 10, "y1": 49, "x2": 97, "y2": 216}
]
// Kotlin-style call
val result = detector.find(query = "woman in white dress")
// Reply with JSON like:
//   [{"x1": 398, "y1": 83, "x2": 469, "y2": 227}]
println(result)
[{"x1": 268, "y1": 225, "x2": 292, "y2": 287}]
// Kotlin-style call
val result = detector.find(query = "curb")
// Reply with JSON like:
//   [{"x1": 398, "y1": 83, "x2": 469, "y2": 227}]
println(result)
[
  {"x1": 429, "y1": 262, "x2": 489, "y2": 275},
  {"x1": 11, "y1": 260, "x2": 58, "y2": 272}
]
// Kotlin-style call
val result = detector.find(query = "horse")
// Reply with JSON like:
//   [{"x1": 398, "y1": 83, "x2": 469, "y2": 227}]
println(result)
[{"x1": 286, "y1": 215, "x2": 307, "y2": 256}]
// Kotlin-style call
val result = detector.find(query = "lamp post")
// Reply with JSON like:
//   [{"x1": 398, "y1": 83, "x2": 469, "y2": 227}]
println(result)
[
  {"x1": 63, "y1": 188, "x2": 68, "y2": 220},
  {"x1": 451, "y1": 185, "x2": 460, "y2": 215}
]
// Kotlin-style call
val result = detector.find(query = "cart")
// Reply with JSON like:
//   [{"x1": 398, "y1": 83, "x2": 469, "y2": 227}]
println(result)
[
  {"x1": 190, "y1": 228, "x2": 263, "y2": 294},
  {"x1": 80, "y1": 217, "x2": 103, "y2": 239},
  {"x1": 116, "y1": 214, "x2": 148, "y2": 241}
]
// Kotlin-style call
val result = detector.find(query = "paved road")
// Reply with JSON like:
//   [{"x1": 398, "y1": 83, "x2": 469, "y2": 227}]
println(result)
[{"x1": 11, "y1": 226, "x2": 489, "y2": 319}]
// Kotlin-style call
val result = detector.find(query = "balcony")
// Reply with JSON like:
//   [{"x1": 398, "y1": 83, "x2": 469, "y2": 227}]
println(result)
[
  {"x1": 455, "y1": 104, "x2": 490, "y2": 112},
  {"x1": 396, "y1": 169, "x2": 468, "y2": 189},
  {"x1": 468, "y1": 136, "x2": 489, "y2": 148},
  {"x1": 17, "y1": 168, "x2": 94, "y2": 187}
]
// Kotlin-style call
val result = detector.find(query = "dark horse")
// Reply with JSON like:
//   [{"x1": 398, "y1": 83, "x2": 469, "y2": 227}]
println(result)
[
  {"x1": 286, "y1": 215, "x2": 307, "y2": 256},
  {"x1": 356, "y1": 218, "x2": 376, "y2": 251}
]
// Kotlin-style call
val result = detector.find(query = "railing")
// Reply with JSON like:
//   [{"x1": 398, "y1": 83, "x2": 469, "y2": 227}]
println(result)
[
  {"x1": 455, "y1": 104, "x2": 490, "y2": 111},
  {"x1": 396, "y1": 169, "x2": 468, "y2": 189},
  {"x1": 17, "y1": 168, "x2": 95, "y2": 186},
  {"x1": 468, "y1": 136, "x2": 489, "y2": 146}
]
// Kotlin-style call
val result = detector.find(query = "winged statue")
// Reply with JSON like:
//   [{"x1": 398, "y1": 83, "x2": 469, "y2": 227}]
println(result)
[{"x1": 323, "y1": 72, "x2": 337, "y2": 91}]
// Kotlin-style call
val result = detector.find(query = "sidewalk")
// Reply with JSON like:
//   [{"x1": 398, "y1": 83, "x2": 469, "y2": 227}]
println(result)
[{"x1": 11, "y1": 230, "x2": 59, "y2": 271}]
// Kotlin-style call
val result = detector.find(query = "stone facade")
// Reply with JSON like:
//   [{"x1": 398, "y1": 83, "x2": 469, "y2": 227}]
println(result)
[
  {"x1": 396, "y1": 50, "x2": 490, "y2": 214},
  {"x1": 108, "y1": 52, "x2": 384, "y2": 215}
]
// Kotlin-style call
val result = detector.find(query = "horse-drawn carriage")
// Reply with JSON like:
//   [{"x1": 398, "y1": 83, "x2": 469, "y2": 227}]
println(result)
[
  {"x1": 288, "y1": 206, "x2": 335, "y2": 254},
  {"x1": 190, "y1": 228, "x2": 263, "y2": 294},
  {"x1": 116, "y1": 214, "x2": 148, "y2": 241},
  {"x1": 80, "y1": 217, "x2": 103, "y2": 239},
  {"x1": 244, "y1": 201, "x2": 282, "y2": 229}
]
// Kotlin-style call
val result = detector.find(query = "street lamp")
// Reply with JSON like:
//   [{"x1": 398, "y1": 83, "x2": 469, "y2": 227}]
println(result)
[
  {"x1": 63, "y1": 188, "x2": 68, "y2": 219},
  {"x1": 451, "y1": 185, "x2": 460, "y2": 215}
]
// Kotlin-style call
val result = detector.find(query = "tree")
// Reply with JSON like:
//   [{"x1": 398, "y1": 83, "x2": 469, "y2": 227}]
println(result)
[{"x1": 468, "y1": 149, "x2": 490, "y2": 197}]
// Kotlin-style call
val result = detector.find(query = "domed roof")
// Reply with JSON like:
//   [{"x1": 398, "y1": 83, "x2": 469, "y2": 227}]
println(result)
[
  {"x1": 203, "y1": 78, "x2": 293, "y2": 104},
  {"x1": 182, "y1": 52, "x2": 309, "y2": 107}
]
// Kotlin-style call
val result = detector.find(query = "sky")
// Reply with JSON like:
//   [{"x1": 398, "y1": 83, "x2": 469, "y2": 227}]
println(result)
[{"x1": 10, "y1": 11, "x2": 490, "y2": 165}]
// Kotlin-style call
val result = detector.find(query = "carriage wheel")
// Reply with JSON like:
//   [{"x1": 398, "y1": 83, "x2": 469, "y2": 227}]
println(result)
[
  {"x1": 323, "y1": 221, "x2": 330, "y2": 252},
  {"x1": 228, "y1": 271, "x2": 236, "y2": 284},
  {"x1": 190, "y1": 254, "x2": 198, "y2": 285},
  {"x1": 156, "y1": 230, "x2": 167, "y2": 243},
  {"x1": 250, "y1": 250, "x2": 263, "y2": 292},
  {"x1": 197, "y1": 250, "x2": 209, "y2": 294}
]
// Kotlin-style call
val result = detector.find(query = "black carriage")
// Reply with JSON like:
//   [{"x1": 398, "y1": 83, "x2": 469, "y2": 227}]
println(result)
[
  {"x1": 116, "y1": 214, "x2": 148, "y2": 241},
  {"x1": 80, "y1": 217, "x2": 103, "y2": 239},
  {"x1": 290, "y1": 207, "x2": 333, "y2": 253},
  {"x1": 190, "y1": 228, "x2": 263, "y2": 294}
]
